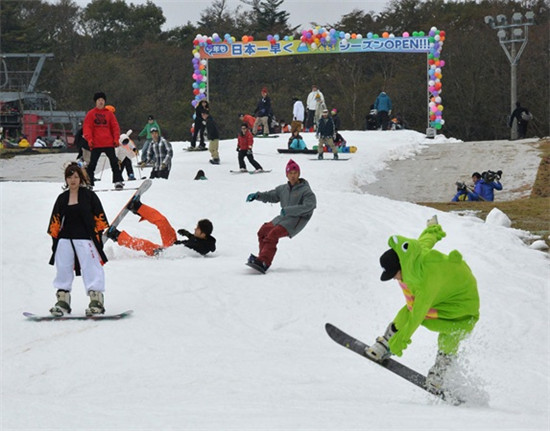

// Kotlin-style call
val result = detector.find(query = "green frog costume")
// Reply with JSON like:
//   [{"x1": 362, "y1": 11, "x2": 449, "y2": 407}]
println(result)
[{"x1": 385, "y1": 223, "x2": 480, "y2": 357}]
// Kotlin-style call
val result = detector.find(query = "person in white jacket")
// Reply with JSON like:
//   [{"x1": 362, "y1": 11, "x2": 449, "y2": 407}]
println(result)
[
  {"x1": 305, "y1": 85, "x2": 325, "y2": 131},
  {"x1": 116, "y1": 129, "x2": 138, "y2": 181},
  {"x1": 291, "y1": 97, "x2": 305, "y2": 133}
]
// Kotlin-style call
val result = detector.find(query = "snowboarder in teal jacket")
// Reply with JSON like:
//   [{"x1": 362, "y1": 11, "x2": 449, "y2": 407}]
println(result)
[{"x1": 365, "y1": 216, "x2": 480, "y2": 395}]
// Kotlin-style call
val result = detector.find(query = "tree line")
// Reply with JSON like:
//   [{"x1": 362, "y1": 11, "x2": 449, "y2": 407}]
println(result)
[{"x1": 0, "y1": 0, "x2": 548, "y2": 141}]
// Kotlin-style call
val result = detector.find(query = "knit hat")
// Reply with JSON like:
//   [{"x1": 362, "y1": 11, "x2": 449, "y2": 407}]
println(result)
[
  {"x1": 331, "y1": 108, "x2": 337, "y2": 114},
  {"x1": 93, "y1": 92, "x2": 106, "y2": 102},
  {"x1": 150, "y1": 127, "x2": 159, "y2": 132},
  {"x1": 261, "y1": 87, "x2": 268, "y2": 93},
  {"x1": 286, "y1": 159, "x2": 300, "y2": 174},
  {"x1": 380, "y1": 248, "x2": 401, "y2": 281}
]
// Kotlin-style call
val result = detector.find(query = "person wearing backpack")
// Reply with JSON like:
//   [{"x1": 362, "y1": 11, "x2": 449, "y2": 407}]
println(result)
[{"x1": 509, "y1": 101, "x2": 532, "y2": 139}]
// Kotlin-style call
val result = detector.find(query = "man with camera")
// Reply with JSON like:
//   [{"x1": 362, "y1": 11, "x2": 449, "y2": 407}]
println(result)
[
  {"x1": 475, "y1": 170, "x2": 503, "y2": 201},
  {"x1": 452, "y1": 171, "x2": 502, "y2": 202}
]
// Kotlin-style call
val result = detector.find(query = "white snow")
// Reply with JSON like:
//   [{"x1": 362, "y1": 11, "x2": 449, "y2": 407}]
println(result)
[{"x1": 2, "y1": 130, "x2": 549, "y2": 430}]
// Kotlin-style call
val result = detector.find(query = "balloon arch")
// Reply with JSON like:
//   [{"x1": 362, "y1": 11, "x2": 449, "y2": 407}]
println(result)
[{"x1": 192, "y1": 27, "x2": 445, "y2": 133}]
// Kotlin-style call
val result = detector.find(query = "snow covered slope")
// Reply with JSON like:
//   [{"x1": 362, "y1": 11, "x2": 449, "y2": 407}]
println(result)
[{"x1": 2, "y1": 131, "x2": 548, "y2": 430}]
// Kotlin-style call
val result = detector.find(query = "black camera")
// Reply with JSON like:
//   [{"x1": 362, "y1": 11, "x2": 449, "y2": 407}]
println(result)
[
  {"x1": 482, "y1": 170, "x2": 503, "y2": 183},
  {"x1": 455, "y1": 181, "x2": 467, "y2": 191}
]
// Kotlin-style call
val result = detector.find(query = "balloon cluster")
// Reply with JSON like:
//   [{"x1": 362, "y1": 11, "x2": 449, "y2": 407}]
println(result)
[
  {"x1": 191, "y1": 34, "x2": 212, "y2": 107},
  {"x1": 427, "y1": 27, "x2": 446, "y2": 130}
]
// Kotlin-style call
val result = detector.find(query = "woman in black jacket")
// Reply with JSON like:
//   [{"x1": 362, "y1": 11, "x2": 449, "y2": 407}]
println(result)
[{"x1": 47, "y1": 162, "x2": 110, "y2": 316}]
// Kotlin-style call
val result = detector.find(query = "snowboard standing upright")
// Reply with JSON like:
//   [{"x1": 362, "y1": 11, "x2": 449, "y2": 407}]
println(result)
[{"x1": 102, "y1": 179, "x2": 153, "y2": 244}]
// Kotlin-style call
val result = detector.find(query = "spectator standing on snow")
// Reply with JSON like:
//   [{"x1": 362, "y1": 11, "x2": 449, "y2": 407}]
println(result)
[
  {"x1": 189, "y1": 101, "x2": 209, "y2": 149},
  {"x1": 291, "y1": 97, "x2": 305, "y2": 133},
  {"x1": 374, "y1": 91, "x2": 392, "y2": 131},
  {"x1": 305, "y1": 85, "x2": 324, "y2": 131},
  {"x1": 83, "y1": 92, "x2": 124, "y2": 190},
  {"x1": 509, "y1": 101, "x2": 532, "y2": 139},
  {"x1": 138, "y1": 115, "x2": 162, "y2": 161},
  {"x1": 141, "y1": 127, "x2": 173, "y2": 179},
  {"x1": 203, "y1": 112, "x2": 221, "y2": 165},
  {"x1": 253, "y1": 87, "x2": 273, "y2": 136},
  {"x1": 245, "y1": 159, "x2": 316, "y2": 273}
]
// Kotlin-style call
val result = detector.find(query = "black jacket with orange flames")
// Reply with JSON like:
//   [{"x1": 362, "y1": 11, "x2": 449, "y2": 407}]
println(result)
[{"x1": 47, "y1": 187, "x2": 109, "y2": 270}]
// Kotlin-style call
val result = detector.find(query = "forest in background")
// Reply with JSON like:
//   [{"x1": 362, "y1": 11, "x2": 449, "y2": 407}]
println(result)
[{"x1": 1, "y1": 0, "x2": 548, "y2": 141}]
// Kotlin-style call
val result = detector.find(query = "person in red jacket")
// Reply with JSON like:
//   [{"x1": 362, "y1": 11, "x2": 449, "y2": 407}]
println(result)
[
  {"x1": 83, "y1": 92, "x2": 124, "y2": 189},
  {"x1": 236, "y1": 123, "x2": 263, "y2": 172}
]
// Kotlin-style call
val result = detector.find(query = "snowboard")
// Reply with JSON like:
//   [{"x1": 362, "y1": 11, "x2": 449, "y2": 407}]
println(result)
[
  {"x1": 102, "y1": 179, "x2": 153, "y2": 244},
  {"x1": 93, "y1": 186, "x2": 140, "y2": 193},
  {"x1": 325, "y1": 323, "x2": 463, "y2": 404},
  {"x1": 277, "y1": 148, "x2": 317, "y2": 154},
  {"x1": 246, "y1": 261, "x2": 267, "y2": 274},
  {"x1": 230, "y1": 169, "x2": 272, "y2": 174},
  {"x1": 255, "y1": 135, "x2": 279, "y2": 138},
  {"x1": 23, "y1": 310, "x2": 134, "y2": 321},
  {"x1": 309, "y1": 158, "x2": 350, "y2": 161},
  {"x1": 185, "y1": 146, "x2": 208, "y2": 152}
]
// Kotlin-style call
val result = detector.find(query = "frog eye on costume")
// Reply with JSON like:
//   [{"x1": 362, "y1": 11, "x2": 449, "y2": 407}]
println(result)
[
  {"x1": 401, "y1": 242, "x2": 409, "y2": 252},
  {"x1": 391, "y1": 235, "x2": 398, "y2": 244}
]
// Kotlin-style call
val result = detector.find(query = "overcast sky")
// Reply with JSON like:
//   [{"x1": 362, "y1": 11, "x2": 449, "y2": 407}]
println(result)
[{"x1": 68, "y1": 0, "x2": 392, "y2": 31}]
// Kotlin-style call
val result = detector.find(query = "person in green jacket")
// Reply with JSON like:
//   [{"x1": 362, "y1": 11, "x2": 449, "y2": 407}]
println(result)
[
  {"x1": 366, "y1": 215, "x2": 480, "y2": 395},
  {"x1": 138, "y1": 115, "x2": 161, "y2": 163}
]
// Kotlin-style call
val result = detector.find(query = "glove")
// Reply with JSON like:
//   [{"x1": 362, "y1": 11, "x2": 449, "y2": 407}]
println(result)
[
  {"x1": 280, "y1": 208, "x2": 286, "y2": 216},
  {"x1": 246, "y1": 192, "x2": 258, "y2": 202},
  {"x1": 236, "y1": 146, "x2": 239, "y2": 152},
  {"x1": 173, "y1": 240, "x2": 186, "y2": 245},
  {"x1": 161, "y1": 163, "x2": 167, "y2": 170},
  {"x1": 177, "y1": 229, "x2": 191, "y2": 237},
  {"x1": 247, "y1": 149, "x2": 252, "y2": 155}
]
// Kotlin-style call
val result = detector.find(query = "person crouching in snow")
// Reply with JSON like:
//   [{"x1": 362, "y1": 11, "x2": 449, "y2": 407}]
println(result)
[
  {"x1": 245, "y1": 159, "x2": 316, "y2": 272},
  {"x1": 116, "y1": 130, "x2": 138, "y2": 181},
  {"x1": 365, "y1": 216, "x2": 480, "y2": 396},
  {"x1": 105, "y1": 197, "x2": 215, "y2": 256}
]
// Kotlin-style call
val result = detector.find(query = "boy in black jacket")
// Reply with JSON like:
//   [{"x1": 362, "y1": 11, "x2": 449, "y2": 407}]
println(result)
[{"x1": 176, "y1": 220, "x2": 216, "y2": 256}]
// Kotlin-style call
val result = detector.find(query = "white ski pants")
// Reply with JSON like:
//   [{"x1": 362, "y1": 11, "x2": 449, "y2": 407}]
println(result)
[{"x1": 53, "y1": 239, "x2": 105, "y2": 293}]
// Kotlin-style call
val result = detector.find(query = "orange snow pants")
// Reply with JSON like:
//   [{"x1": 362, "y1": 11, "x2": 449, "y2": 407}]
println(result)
[{"x1": 117, "y1": 204, "x2": 176, "y2": 256}]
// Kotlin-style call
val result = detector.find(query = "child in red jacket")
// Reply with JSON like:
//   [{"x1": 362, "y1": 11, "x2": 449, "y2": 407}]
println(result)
[{"x1": 236, "y1": 124, "x2": 263, "y2": 172}]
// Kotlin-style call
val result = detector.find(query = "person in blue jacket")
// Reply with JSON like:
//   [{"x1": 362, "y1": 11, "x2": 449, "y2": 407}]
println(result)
[
  {"x1": 475, "y1": 171, "x2": 503, "y2": 201},
  {"x1": 452, "y1": 173, "x2": 481, "y2": 202},
  {"x1": 374, "y1": 91, "x2": 392, "y2": 130}
]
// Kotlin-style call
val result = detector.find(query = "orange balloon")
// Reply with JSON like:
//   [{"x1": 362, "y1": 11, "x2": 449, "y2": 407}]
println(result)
[
  {"x1": 382, "y1": 32, "x2": 389, "y2": 38},
  {"x1": 242, "y1": 35, "x2": 249, "y2": 43}
]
